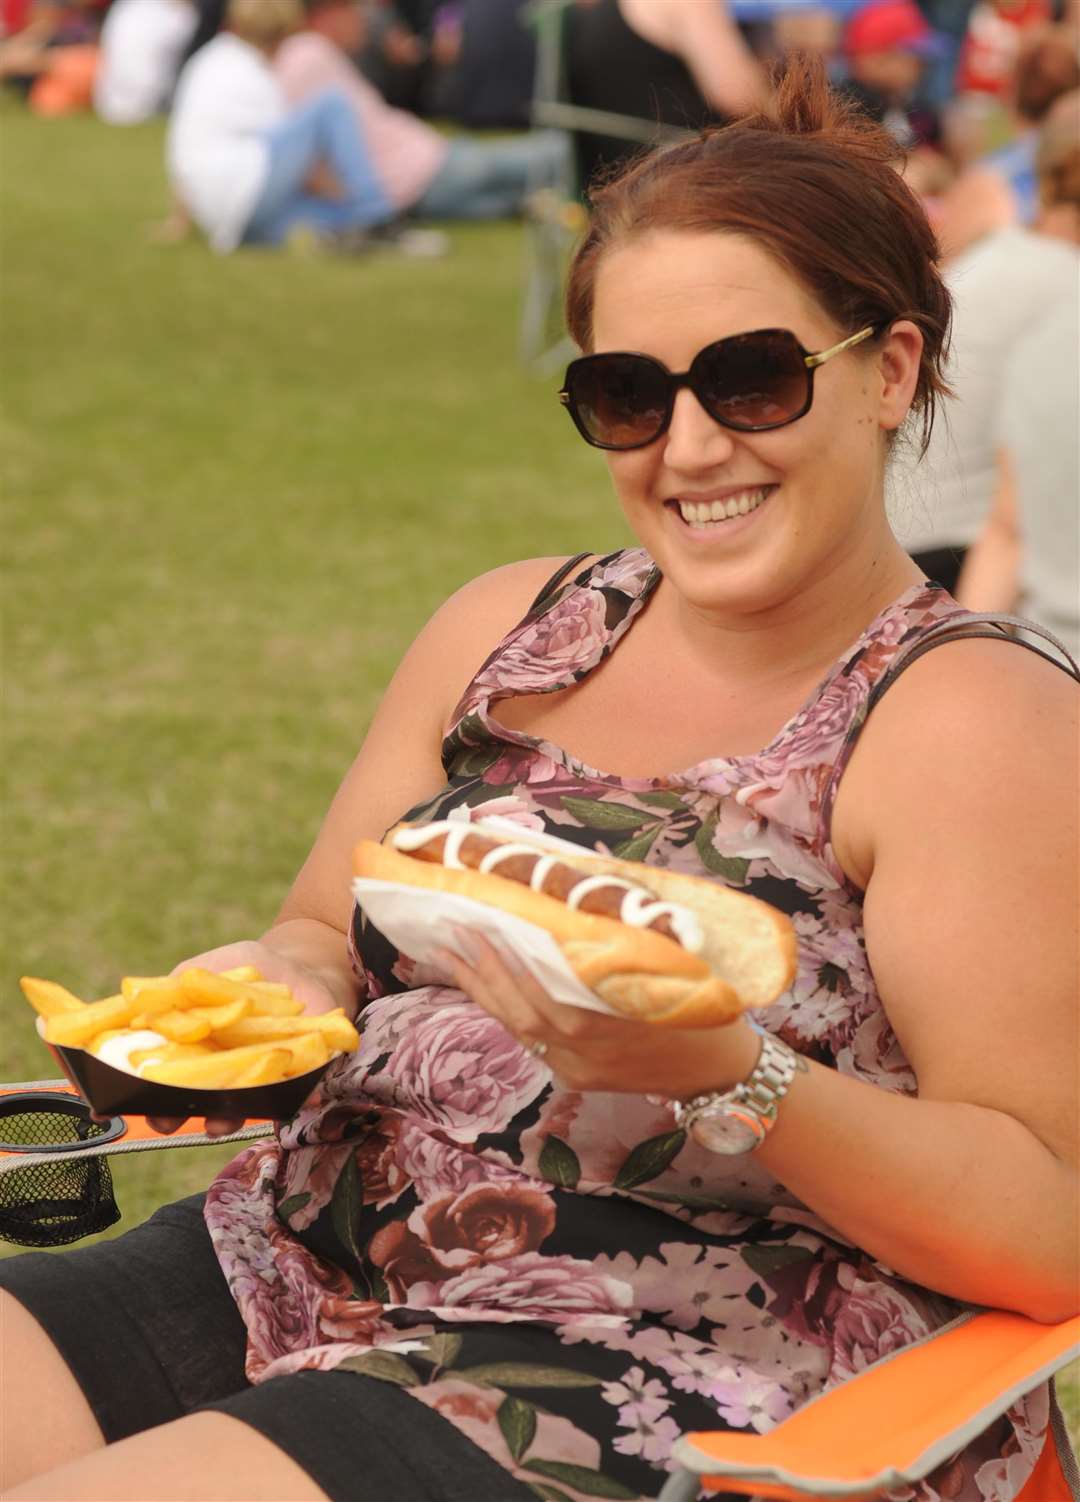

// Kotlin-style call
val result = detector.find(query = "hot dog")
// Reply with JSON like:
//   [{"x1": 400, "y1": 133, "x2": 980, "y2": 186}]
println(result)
[{"x1": 352, "y1": 818, "x2": 797, "y2": 1027}]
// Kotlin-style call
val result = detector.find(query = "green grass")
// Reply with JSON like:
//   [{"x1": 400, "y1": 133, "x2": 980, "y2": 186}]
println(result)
[
  {"x1": 1, "y1": 105, "x2": 1076, "y2": 1454},
  {"x1": 0, "y1": 105, "x2": 626, "y2": 1238}
]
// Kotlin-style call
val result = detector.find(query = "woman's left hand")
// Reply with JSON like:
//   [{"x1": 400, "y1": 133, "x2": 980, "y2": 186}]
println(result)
[{"x1": 439, "y1": 929, "x2": 760, "y2": 1100}]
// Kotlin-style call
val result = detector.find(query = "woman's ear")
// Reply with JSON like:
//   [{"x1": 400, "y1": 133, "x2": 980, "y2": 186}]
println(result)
[{"x1": 877, "y1": 320, "x2": 924, "y2": 433}]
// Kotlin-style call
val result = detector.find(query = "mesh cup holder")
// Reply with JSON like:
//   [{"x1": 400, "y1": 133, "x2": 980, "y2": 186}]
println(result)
[{"x1": 0, "y1": 1093, "x2": 126, "y2": 1247}]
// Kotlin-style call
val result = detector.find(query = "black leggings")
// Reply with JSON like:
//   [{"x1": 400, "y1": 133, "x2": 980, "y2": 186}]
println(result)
[{"x1": 0, "y1": 1194, "x2": 536, "y2": 1502}]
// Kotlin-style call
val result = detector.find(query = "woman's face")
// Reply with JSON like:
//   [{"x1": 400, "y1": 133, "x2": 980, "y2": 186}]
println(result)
[{"x1": 589, "y1": 230, "x2": 916, "y2": 622}]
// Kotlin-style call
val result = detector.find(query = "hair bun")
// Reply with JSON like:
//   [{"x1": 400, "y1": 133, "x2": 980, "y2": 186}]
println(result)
[{"x1": 753, "y1": 52, "x2": 903, "y2": 167}]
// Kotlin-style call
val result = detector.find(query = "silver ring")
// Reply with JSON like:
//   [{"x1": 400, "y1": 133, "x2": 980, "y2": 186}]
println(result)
[{"x1": 527, "y1": 1040, "x2": 549, "y2": 1059}]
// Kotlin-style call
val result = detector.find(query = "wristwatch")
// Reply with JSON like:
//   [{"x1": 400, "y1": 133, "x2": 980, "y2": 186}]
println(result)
[{"x1": 671, "y1": 1031, "x2": 800, "y2": 1155}]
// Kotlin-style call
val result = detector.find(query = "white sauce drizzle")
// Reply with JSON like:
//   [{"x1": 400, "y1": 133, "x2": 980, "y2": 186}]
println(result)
[{"x1": 392, "y1": 822, "x2": 703, "y2": 953}]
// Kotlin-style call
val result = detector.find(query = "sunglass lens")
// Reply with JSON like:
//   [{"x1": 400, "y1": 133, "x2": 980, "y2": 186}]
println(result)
[
  {"x1": 695, "y1": 331, "x2": 809, "y2": 431},
  {"x1": 568, "y1": 355, "x2": 670, "y2": 449}
]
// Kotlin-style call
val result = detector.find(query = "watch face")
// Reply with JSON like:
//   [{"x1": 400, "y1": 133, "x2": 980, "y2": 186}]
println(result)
[{"x1": 690, "y1": 1107, "x2": 767, "y2": 1156}]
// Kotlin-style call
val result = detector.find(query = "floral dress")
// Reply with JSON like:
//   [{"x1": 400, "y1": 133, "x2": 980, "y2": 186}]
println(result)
[{"x1": 205, "y1": 549, "x2": 1049, "y2": 1502}]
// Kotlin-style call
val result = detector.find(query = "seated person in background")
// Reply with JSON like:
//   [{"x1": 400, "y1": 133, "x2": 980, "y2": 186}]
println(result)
[
  {"x1": 275, "y1": 0, "x2": 570, "y2": 222},
  {"x1": 564, "y1": 0, "x2": 768, "y2": 191},
  {"x1": 94, "y1": 0, "x2": 198, "y2": 126},
  {"x1": 888, "y1": 84, "x2": 1079, "y2": 593},
  {"x1": 166, "y1": 0, "x2": 395, "y2": 253},
  {"x1": 936, "y1": 22, "x2": 1080, "y2": 256},
  {"x1": 956, "y1": 92, "x2": 1080, "y2": 654},
  {"x1": 1, "y1": 58, "x2": 1075, "y2": 1502}
]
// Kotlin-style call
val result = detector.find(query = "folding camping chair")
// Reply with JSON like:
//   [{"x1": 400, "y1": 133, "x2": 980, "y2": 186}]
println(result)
[{"x1": 2, "y1": 1076, "x2": 1076, "y2": 1501}]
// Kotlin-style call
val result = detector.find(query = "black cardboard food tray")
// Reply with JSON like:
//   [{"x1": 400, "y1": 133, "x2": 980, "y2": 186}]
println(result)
[{"x1": 50, "y1": 1044, "x2": 334, "y2": 1120}]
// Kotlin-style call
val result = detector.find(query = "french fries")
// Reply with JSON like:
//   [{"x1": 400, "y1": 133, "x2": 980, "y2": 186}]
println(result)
[{"x1": 19, "y1": 965, "x2": 359, "y2": 1089}]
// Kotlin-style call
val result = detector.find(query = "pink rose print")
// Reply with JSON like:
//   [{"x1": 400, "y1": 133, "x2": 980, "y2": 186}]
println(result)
[
  {"x1": 355, "y1": 1112, "x2": 409, "y2": 1208},
  {"x1": 395, "y1": 1118, "x2": 523, "y2": 1201},
  {"x1": 368, "y1": 1165, "x2": 555, "y2": 1301},
  {"x1": 408, "y1": 1182, "x2": 557, "y2": 1272},
  {"x1": 480, "y1": 745, "x2": 565, "y2": 789},
  {"x1": 385, "y1": 994, "x2": 550, "y2": 1142},
  {"x1": 474, "y1": 588, "x2": 609, "y2": 696},
  {"x1": 830, "y1": 1271, "x2": 929, "y2": 1380},
  {"x1": 404, "y1": 1250, "x2": 633, "y2": 1323},
  {"x1": 367, "y1": 1220, "x2": 443, "y2": 1301}
]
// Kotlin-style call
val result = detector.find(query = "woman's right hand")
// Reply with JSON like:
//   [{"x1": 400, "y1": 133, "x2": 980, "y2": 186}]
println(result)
[{"x1": 147, "y1": 939, "x2": 344, "y2": 1139}]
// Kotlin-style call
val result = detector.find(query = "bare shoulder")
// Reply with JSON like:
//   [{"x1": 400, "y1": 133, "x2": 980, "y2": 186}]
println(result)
[
  {"x1": 834, "y1": 636, "x2": 1078, "y2": 884},
  {"x1": 404, "y1": 555, "x2": 595, "y2": 719},
  {"x1": 425, "y1": 554, "x2": 591, "y2": 653}
]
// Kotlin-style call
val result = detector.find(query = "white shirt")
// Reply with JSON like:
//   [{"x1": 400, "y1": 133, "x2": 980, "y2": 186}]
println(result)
[
  {"x1": 94, "y1": 0, "x2": 197, "y2": 126},
  {"x1": 999, "y1": 275, "x2": 1080, "y2": 658},
  {"x1": 166, "y1": 33, "x2": 285, "y2": 253},
  {"x1": 889, "y1": 228, "x2": 1079, "y2": 553}
]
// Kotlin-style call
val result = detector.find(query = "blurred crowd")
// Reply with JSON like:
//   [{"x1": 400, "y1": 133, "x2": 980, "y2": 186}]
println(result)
[{"x1": 3, "y1": 0, "x2": 1078, "y2": 644}]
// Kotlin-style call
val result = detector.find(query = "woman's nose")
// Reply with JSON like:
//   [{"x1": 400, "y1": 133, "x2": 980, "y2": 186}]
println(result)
[{"x1": 661, "y1": 386, "x2": 738, "y2": 471}]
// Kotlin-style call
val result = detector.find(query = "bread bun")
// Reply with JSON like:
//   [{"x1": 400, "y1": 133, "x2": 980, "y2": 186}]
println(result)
[{"x1": 353, "y1": 820, "x2": 796, "y2": 1028}]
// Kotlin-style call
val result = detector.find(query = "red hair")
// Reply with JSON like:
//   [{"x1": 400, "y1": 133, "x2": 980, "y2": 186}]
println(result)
[{"x1": 565, "y1": 55, "x2": 952, "y2": 450}]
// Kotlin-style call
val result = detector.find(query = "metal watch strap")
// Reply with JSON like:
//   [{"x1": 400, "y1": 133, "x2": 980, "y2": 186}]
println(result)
[{"x1": 674, "y1": 1032, "x2": 800, "y2": 1138}]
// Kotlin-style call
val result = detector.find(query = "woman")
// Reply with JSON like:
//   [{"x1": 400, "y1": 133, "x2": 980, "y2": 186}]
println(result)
[{"x1": 2, "y1": 58, "x2": 1076, "y2": 1502}]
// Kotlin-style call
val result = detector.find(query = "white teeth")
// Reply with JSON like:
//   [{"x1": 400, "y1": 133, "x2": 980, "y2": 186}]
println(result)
[{"x1": 676, "y1": 488, "x2": 770, "y2": 527}]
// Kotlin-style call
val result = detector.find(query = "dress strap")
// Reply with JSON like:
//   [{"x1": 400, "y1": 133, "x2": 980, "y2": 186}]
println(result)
[
  {"x1": 867, "y1": 612, "x2": 1080, "y2": 714},
  {"x1": 527, "y1": 552, "x2": 594, "y2": 612}
]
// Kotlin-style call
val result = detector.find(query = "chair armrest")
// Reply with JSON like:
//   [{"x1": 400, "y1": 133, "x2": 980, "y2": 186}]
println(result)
[{"x1": 660, "y1": 1309, "x2": 1080, "y2": 1500}]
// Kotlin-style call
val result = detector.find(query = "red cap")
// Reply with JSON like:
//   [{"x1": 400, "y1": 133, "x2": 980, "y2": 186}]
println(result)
[{"x1": 845, "y1": 0, "x2": 941, "y2": 56}]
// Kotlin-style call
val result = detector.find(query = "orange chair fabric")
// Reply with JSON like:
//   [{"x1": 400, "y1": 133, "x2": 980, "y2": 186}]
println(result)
[{"x1": 670, "y1": 1309, "x2": 1080, "y2": 1500}]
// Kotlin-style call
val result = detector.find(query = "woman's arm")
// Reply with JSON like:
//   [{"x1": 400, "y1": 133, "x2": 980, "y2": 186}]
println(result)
[
  {"x1": 789, "y1": 637, "x2": 1079, "y2": 1319},
  {"x1": 619, "y1": 0, "x2": 767, "y2": 119}
]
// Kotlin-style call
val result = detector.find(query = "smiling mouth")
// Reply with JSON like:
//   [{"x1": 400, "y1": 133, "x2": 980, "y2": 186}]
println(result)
[{"x1": 670, "y1": 486, "x2": 776, "y2": 527}]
